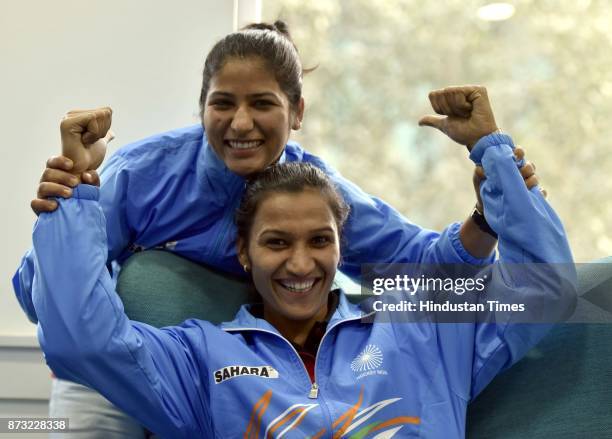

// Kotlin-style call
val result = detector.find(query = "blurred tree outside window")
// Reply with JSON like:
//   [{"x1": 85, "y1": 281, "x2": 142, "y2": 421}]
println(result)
[{"x1": 263, "y1": 0, "x2": 612, "y2": 262}]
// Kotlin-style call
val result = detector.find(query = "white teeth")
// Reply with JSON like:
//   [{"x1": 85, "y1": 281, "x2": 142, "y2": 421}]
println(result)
[
  {"x1": 280, "y1": 279, "x2": 316, "y2": 292},
  {"x1": 228, "y1": 140, "x2": 262, "y2": 149}
]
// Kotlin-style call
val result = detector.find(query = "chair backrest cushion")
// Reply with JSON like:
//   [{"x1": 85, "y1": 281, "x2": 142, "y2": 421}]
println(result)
[
  {"x1": 467, "y1": 258, "x2": 612, "y2": 437},
  {"x1": 116, "y1": 250, "x2": 258, "y2": 327}
]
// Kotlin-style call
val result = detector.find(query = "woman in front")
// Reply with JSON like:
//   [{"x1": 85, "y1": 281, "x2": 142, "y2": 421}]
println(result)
[{"x1": 32, "y1": 100, "x2": 574, "y2": 437}]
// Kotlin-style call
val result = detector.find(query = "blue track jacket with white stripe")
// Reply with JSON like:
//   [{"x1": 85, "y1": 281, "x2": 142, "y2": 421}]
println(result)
[
  {"x1": 15, "y1": 125, "x2": 493, "y2": 323},
  {"x1": 31, "y1": 133, "x2": 575, "y2": 438}
]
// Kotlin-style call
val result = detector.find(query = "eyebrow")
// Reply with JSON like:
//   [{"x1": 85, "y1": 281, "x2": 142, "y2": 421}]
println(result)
[
  {"x1": 207, "y1": 91, "x2": 233, "y2": 99},
  {"x1": 249, "y1": 92, "x2": 281, "y2": 100},
  {"x1": 310, "y1": 227, "x2": 336, "y2": 234},
  {"x1": 208, "y1": 91, "x2": 281, "y2": 100},
  {"x1": 259, "y1": 227, "x2": 336, "y2": 236}
]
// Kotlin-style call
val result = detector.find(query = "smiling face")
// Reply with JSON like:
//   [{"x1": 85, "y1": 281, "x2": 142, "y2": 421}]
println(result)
[
  {"x1": 238, "y1": 188, "x2": 340, "y2": 335},
  {"x1": 202, "y1": 57, "x2": 304, "y2": 177}
]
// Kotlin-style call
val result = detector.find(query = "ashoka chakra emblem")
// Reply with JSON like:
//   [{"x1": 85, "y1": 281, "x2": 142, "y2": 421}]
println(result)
[{"x1": 351, "y1": 344, "x2": 383, "y2": 372}]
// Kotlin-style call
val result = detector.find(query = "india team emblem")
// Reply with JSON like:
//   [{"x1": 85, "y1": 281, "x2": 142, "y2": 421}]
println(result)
[{"x1": 350, "y1": 344, "x2": 384, "y2": 372}]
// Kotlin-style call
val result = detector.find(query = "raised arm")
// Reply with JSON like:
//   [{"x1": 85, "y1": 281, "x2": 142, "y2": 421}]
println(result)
[
  {"x1": 417, "y1": 86, "x2": 575, "y2": 400},
  {"x1": 13, "y1": 110, "x2": 132, "y2": 322},
  {"x1": 31, "y1": 111, "x2": 213, "y2": 437},
  {"x1": 438, "y1": 130, "x2": 576, "y2": 400},
  {"x1": 329, "y1": 86, "x2": 542, "y2": 280},
  {"x1": 418, "y1": 85, "x2": 571, "y2": 263}
]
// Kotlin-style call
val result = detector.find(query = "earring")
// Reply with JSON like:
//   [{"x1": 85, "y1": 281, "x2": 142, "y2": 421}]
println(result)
[{"x1": 243, "y1": 264, "x2": 250, "y2": 273}]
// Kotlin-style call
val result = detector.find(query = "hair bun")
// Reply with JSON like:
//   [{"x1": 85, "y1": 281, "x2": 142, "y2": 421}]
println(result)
[
  {"x1": 272, "y1": 20, "x2": 291, "y2": 39},
  {"x1": 242, "y1": 20, "x2": 293, "y2": 43}
]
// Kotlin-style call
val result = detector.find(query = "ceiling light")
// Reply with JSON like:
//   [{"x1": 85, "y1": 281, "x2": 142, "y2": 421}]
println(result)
[{"x1": 477, "y1": 2, "x2": 516, "y2": 21}]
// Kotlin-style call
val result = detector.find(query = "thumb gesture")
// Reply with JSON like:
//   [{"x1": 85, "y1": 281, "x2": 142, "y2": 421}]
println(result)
[
  {"x1": 60, "y1": 107, "x2": 113, "y2": 175},
  {"x1": 418, "y1": 86, "x2": 498, "y2": 150}
]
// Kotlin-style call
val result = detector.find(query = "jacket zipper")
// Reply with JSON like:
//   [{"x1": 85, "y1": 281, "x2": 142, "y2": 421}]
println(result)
[
  {"x1": 309, "y1": 314, "x2": 369, "y2": 397},
  {"x1": 224, "y1": 327, "x2": 316, "y2": 396},
  {"x1": 223, "y1": 310, "x2": 375, "y2": 436},
  {"x1": 223, "y1": 312, "x2": 372, "y2": 399},
  {"x1": 308, "y1": 383, "x2": 319, "y2": 399}
]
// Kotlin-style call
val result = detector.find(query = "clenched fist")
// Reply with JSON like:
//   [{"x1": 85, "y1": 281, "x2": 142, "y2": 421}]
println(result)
[
  {"x1": 31, "y1": 107, "x2": 114, "y2": 215},
  {"x1": 61, "y1": 107, "x2": 114, "y2": 174},
  {"x1": 418, "y1": 85, "x2": 499, "y2": 150}
]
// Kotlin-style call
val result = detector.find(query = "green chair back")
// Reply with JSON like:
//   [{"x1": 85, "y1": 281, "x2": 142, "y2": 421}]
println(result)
[
  {"x1": 467, "y1": 258, "x2": 612, "y2": 438},
  {"x1": 117, "y1": 250, "x2": 257, "y2": 326}
]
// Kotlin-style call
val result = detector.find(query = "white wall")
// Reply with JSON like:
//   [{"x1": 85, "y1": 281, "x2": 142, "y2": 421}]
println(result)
[
  {"x1": 0, "y1": 0, "x2": 235, "y2": 337},
  {"x1": 0, "y1": 0, "x2": 257, "y2": 416}
]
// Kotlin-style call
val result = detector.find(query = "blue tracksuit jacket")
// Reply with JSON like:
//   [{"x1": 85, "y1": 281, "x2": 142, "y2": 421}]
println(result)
[
  {"x1": 14, "y1": 125, "x2": 493, "y2": 323},
  {"x1": 31, "y1": 133, "x2": 575, "y2": 438}
]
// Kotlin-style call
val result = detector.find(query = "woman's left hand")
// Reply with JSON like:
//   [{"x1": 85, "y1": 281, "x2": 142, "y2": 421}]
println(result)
[{"x1": 418, "y1": 85, "x2": 499, "y2": 150}]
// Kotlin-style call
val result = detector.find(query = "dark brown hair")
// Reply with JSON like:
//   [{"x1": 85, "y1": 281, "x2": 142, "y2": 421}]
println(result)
[
  {"x1": 235, "y1": 163, "x2": 350, "y2": 244},
  {"x1": 199, "y1": 20, "x2": 306, "y2": 115}
]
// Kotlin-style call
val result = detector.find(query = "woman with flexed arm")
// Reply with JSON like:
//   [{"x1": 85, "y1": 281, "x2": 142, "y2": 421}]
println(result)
[
  {"x1": 17, "y1": 24, "x2": 541, "y2": 305},
  {"x1": 17, "y1": 21, "x2": 543, "y2": 438},
  {"x1": 32, "y1": 98, "x2": 574, "y2": 436}
]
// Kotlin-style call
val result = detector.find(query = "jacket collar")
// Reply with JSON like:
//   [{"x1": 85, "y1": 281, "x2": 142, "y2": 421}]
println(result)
[
  {"x1": 198, "y1": 128, "x2": 307, "y2": 181},
  {"x1": 197, "y1": 129, "x2": 309, "y2": 200},
  {"x1": 197, "y1": 134, "x2": 311, "y2": 204},
  {"x1": 220, "y1": 289, "x2": 363, "y2": 334},
  {"x1": 199, "y1": 129, "x2": 300, "y2": 171},
  {"x1": 198, "y1": 130, "x2": 245, "y2": 197}
]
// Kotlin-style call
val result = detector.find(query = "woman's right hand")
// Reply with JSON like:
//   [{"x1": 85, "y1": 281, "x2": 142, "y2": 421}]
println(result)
[
  {"x1": 61, "y1": 107, "x2": 113, "y2": 174},
  {"x1": 31, "y1": 107, "x2": 113, "y2": 215}
]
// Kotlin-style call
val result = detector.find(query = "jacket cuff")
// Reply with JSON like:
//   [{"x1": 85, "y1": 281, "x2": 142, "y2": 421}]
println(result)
[
  {"x1": 449, "y1": 222, "x2": 496, "y2": 265},
  {"x1": 469, "y1": 133, "x2": 515, "y2": 166},
  {"x1": 72, "y1": 184, "x2": 100, "y2": 200}
]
